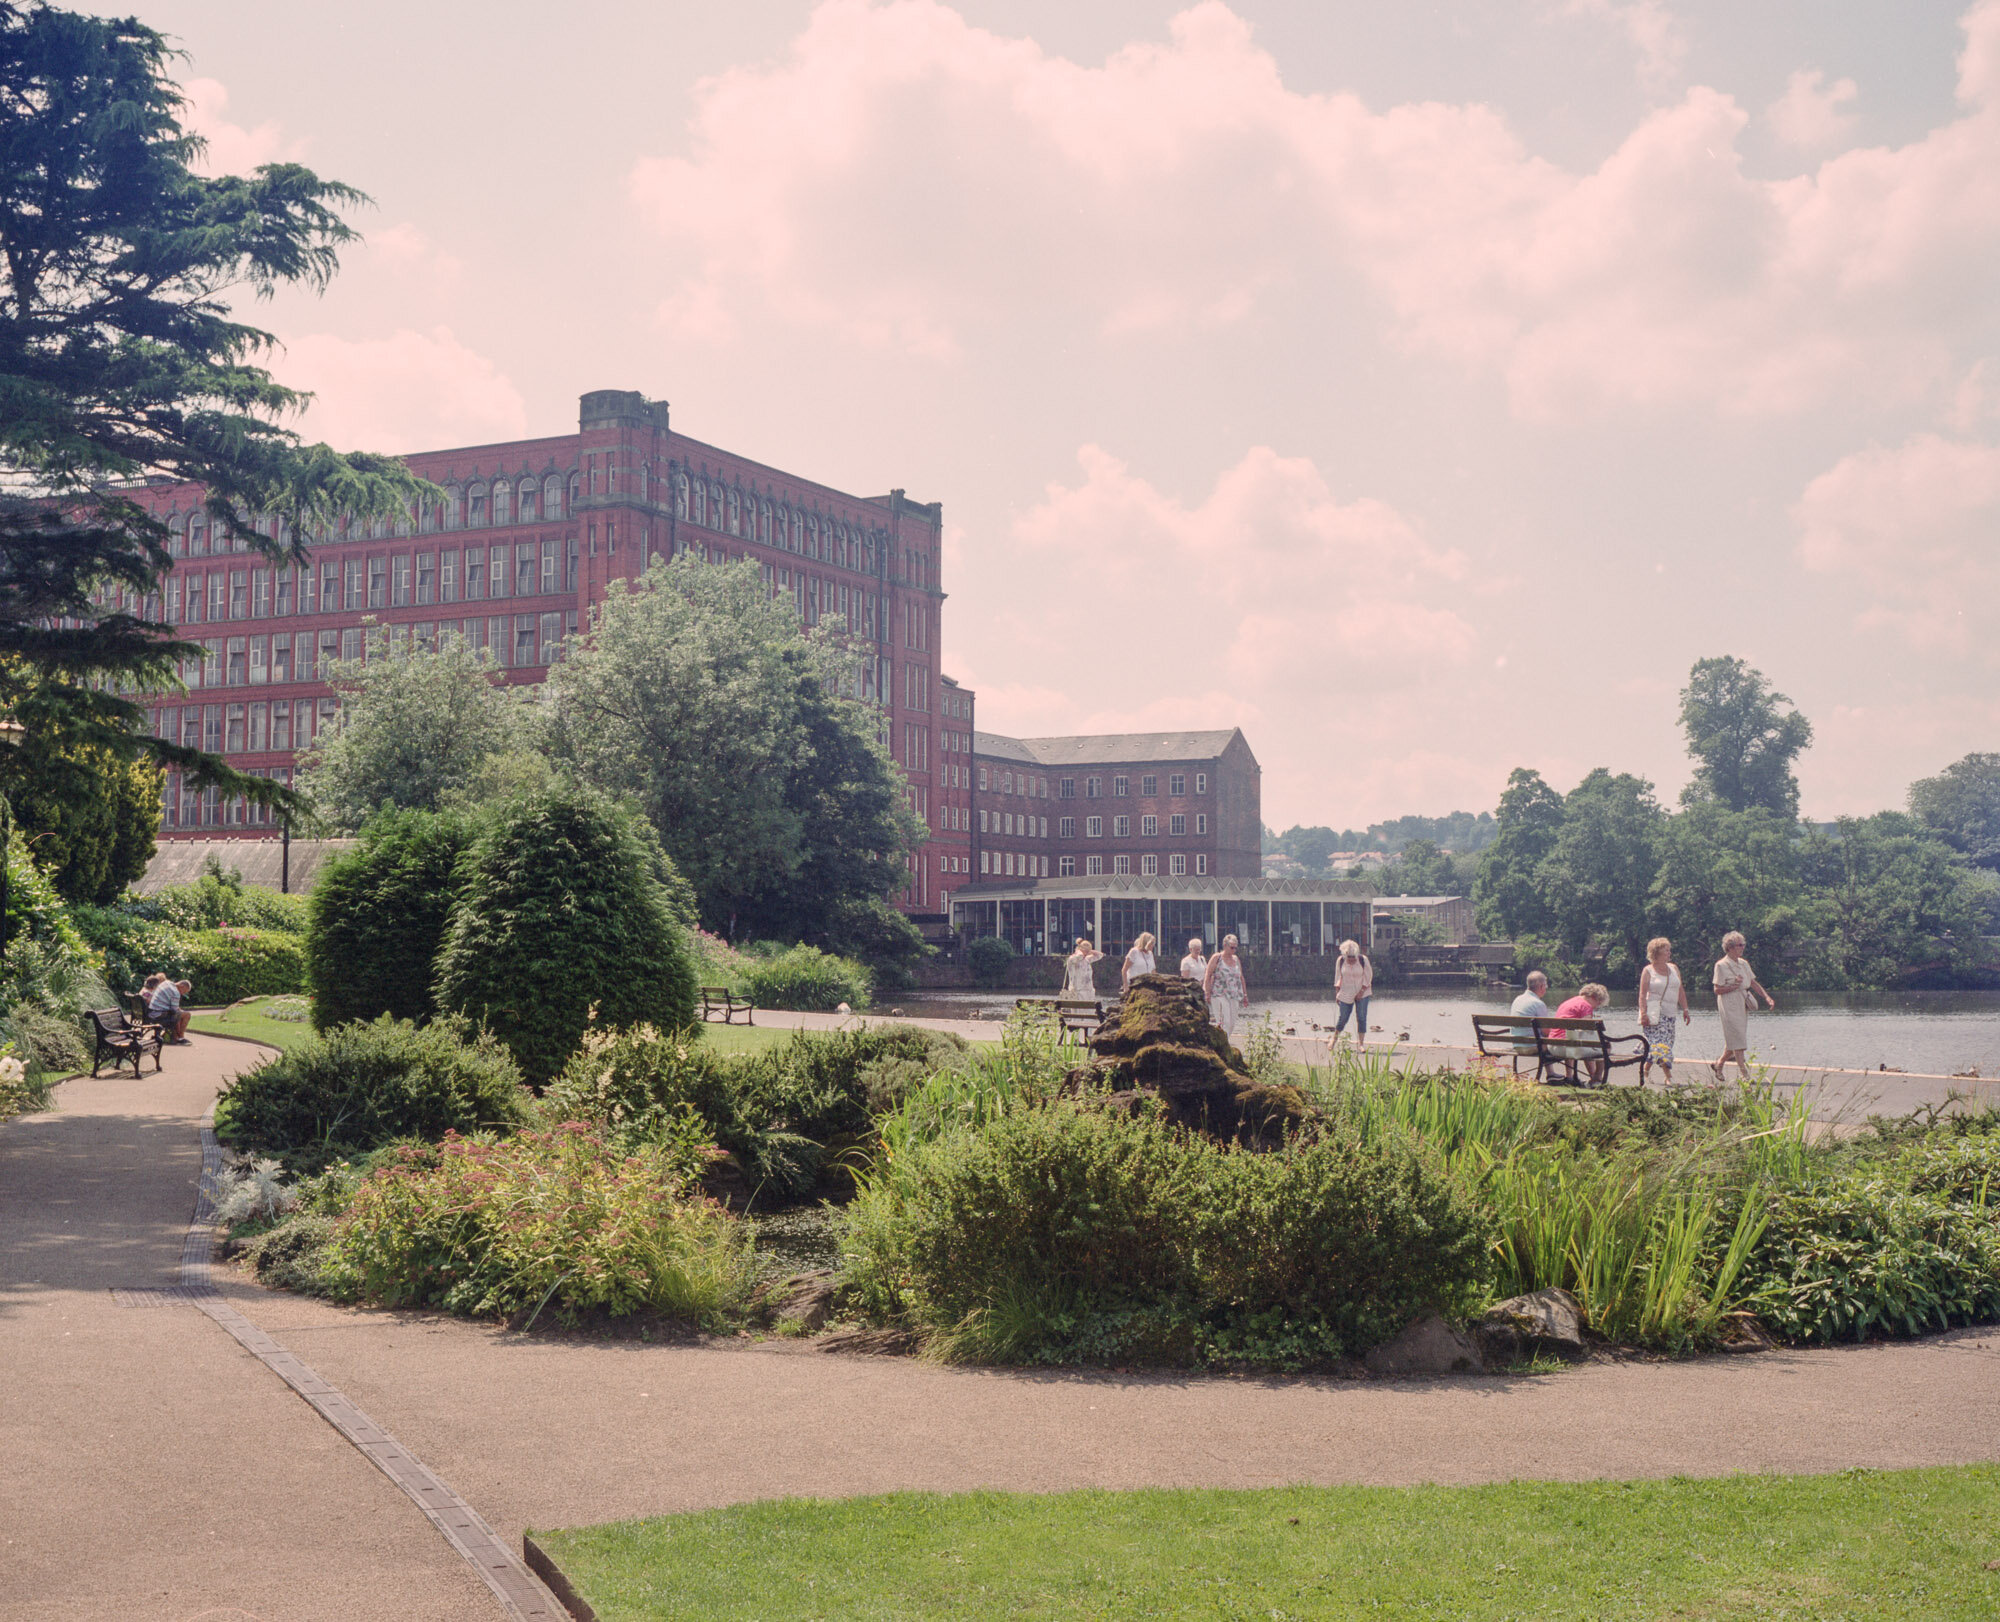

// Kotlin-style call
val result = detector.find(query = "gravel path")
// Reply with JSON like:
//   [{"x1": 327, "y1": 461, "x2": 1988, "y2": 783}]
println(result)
[{"x1": 6, "y1": 1035, "x2": 2000, "y2": 1620}]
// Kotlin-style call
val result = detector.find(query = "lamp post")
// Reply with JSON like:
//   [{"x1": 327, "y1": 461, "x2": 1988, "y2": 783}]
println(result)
[{"x1": 0, "y1": 715, "x2": 24, "y2": 956}]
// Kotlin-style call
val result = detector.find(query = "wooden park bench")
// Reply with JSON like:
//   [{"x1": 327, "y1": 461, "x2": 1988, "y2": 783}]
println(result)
[
  {"x1": 88, "y1": 1007, "x2": 164, "y2": 1079},
  {"x1": 1472, "y1": 1014, "x2": 1646, "y2": 1087},
  {"x1": 1014, "y1": 996, "x2": 1103, "y2": 1043},
  {"x1": 699, "y1": 986, "x2": 754, "y2": 1025}
]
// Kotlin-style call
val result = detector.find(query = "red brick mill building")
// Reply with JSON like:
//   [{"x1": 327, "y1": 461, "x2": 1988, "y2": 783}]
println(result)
[{"x1": 128, "y1": 388, "x2": 972, "y2": 917}]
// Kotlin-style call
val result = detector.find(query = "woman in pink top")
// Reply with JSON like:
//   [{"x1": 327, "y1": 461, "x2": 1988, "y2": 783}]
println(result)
[{"x1": 1550, "y1": 983, "x2": 1610, "y2": 1085}]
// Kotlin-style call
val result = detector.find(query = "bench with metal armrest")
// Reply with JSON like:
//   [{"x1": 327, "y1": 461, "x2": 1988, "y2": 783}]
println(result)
[
  {"x1": 1015, "y1": 996, "x2": 1103, "y2": 1043},
  {"x1": 1471, "y1": 1013, "x2": 1646, "y2": 1086},
  {"x1": 88, "y1": 1007, "x2": 164, "y2": 1078},
  {"x1": 698, "y1": 986, "x2": 754, "y2": 1025}
]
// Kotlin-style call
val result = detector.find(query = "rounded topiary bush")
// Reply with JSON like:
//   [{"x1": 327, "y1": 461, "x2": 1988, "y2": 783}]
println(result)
[
  {"x1": 182, "y1": 926, "x2": 307, "y2": 1003},
  {"x1": 307, "y1": 808, "x2": 475, "y2": 1031},
  {"x1": 214, "y1": 1014, "x2": 527, "y2": 1166},
  {"x1": 966, "y1": 934, "x2": 1014, "y2": 988},
  {"x1": 433, "y1": 785, "x2": 698, "y2": 1085},
  {"x1": 739, "y1": 945, "x2": 871, "y2": 1012}
]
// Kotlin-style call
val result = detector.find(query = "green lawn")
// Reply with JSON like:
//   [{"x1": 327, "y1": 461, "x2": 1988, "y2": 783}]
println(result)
[
  {"x1": 189, "y1": 996, "x2": 315, "y2": 1053},
  {"x1": 535, "y1": 1469, "x2": 2000, "y2": 1620}
]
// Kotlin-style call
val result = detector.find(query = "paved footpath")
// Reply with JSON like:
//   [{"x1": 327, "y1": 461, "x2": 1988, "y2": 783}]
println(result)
[{"x1": 7, "y1": 1036, "x2": 2000, "y2": 1620}]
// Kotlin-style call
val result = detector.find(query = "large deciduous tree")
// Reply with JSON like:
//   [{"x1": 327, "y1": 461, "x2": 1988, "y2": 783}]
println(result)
[
  {"x1": 1908, "y1": 752, "x2": 2000, "y2": 872},
  {"x1": 1473, "y1": 768, "x2": 1565, "y2": 942},
  {"x1": 1797, "y1": 813, "x2": 1999, "y2": 989},
  {"x1": 547, "y1": 555, "x2": 924, "y2": 949},
  {"x1": 1537, "y1": 769, "x2": 1666, "y2": 973},
  {"x1": 296, "y1": 632, "x2": 537, "y2": 830},
  {"x1": 1677, "y1": 656, "x2": 1814, "y2": 819},
  {"x1": 0, "y1": 4, "x2": 425, "y2": 809}
]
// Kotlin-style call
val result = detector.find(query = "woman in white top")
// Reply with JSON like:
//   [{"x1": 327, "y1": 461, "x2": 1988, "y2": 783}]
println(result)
[
  {"x1": 1062, "y1": 937, "x2": 1104, "y2": 1000},
  {"x1": 1711, "y1": 931, "x2": 1775, "y2": 1081},
  {"x1": 1636, "y1": 935, "x2": 1691, "y2": 1085},
  {"x1": 1201, "y1": 933, "x2": 1248, "y2": 1035},
  {"x1": 1179, "y1": 937, "x2": 1208, "y2": 980},
  {"x1": 1121, "y1": 931, "x2": 1157, "y2": 991},
  {"x1": 1330, "y1": 939, "x2": 1373, "y2": 1045}
]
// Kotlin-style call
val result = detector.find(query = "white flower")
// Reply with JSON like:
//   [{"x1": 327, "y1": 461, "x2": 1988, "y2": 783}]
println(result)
[{"x1": 0, "y1": 1056, "x2": 26, "y2": 1084}]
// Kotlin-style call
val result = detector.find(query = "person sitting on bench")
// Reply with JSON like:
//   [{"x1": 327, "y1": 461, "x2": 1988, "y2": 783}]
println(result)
[
  {"x1": 1549, "y1": 982, "x2": 1610, "y2": 1084},
  {"x1": 1510, "y1": 971, "x2": 1552, "y2": 1018},
  {"x1": 146, "y1": 977, "x2": 193, "y2": 1045}
]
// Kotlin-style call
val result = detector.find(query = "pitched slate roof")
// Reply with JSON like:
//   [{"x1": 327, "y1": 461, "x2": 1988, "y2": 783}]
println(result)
[{"x1": 973, "y1": 729, "x2": 1247, "y2": 767}]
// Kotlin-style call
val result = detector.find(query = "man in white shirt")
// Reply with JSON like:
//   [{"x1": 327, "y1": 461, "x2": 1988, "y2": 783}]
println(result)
[
  {"x1": 1509, "y1": 971, "x2": 1551, "y2": 1019},
  {"x1": 147, "y1": 976, "x2": 192, "y2": 1044}
]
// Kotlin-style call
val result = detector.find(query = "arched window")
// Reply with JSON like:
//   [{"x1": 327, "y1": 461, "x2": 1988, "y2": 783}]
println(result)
[
  {"x1": 692, "y1": 482, "x2": 706, "y2": 527},
  {"x1": 673, "y1": 470, "x2": 688, "y2": 519},
  {"x1": 441, "y1": 489, "x2": 461, "y2": 530},
  {"x1": 544, "y1": 474, "x2": 564, "y2": 520},
  {"x1": 167, "y1": 514, "x2": 185, "y2": 556},
  {"x1": 518, "y1": 478, "x2": 538, "y2": 523},
  {"x1": 567, "y1": 473, "x2": 581, "y2": 514},
  {"x1": 394, "y1": 503, "x2": 412, "y2": 537},
  {"x1": 468, "y1": 483, "x2": 489, "y2": 528},
  {"x1": 758, "y1": 500, "x2": 771, "y2": 544},
  {"x1": 727, "y1": 489, "x2": 740, "y2": 536},
  {"x1": 492, "y1": 480, "x2": 513, "y2": 526},
  {"x1": 418, "y1": 499, "x2": 435, "y2": 534}
]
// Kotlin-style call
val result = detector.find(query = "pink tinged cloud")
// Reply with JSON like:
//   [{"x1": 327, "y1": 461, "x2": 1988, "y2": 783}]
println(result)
[
  {"x1": 278, "y1": 328, "x2": 529, "y2": 455},
  {"x1": 1792, "y1": 433, "x2": 2000, "y2": 657},
  {"x1": 180, "y1": 77, "x2": 302, "y2": 175},
  {"x1": 628, "y1": 0, "x2": 2000, "y2": 421},
  {"x1": 1766, "y1": 68, "x2": 1860, "y2": 151}
]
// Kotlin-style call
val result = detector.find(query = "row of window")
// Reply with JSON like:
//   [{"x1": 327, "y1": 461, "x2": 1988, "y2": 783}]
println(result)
[
  {"x1": 976, "y1": 851, "x2": 1210, "y2": 878},
  {"x1": 156, "y1": 700, "x2": 327, "y2": 757},
  {"x1": 160, "y1": 477, "x2": 575, "y2": 553},
  {"x1": 161, "y1": 612, "x2": 575, "y2": 691},
  {"x1": 973, "y1": 768, "x2": 1211, "y2": 799},
  {"x1": 163, "y1": 541, "x2": 580, "y2": 625},
  {"x1": 676, "y1": 472, "x2": 882, "y2": 577},
  {"x1": 1066, "y1": 813, "x2": 1207, "y2": 839},
  {"x1": 160, "y1": 766, "x2": 292, "y2": 830},
  {"x1": 980, "y1": 809, "x2": 1048, "y2": 837}
]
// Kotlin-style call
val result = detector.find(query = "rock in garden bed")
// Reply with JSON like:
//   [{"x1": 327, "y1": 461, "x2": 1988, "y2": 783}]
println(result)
[
  {"x1": 1074, "y1": 974, "x2": 1315, "y2": 1149},
  {"x1": 1473, "y1": 1287, "x2": 1590, "y2": 1364}
]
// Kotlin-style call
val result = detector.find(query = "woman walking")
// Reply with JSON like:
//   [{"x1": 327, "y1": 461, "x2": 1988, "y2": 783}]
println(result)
[
  {"x1": 1202, "y1": 933, "x2": 1249, "y2": 1036},
  {"x1": 1711, "y1": 931, "x2": 1775, "y2": 1081},
  {"x1": 1331, "y1": 938, "x2": 1373, "y2": 1046},
  {"x1": 1179, "y1": 936, "x2": 1208, "y2": 980},
  {"x1": 1062, "y1": 937, "x2": 1104, "y2": 1001},
  {"x1": 1121, "y1": 931, "x2": 1157, "y2": 991},
  {"x1": 1637, "y1": 936, "x2": 1691, "y2": 1085}
]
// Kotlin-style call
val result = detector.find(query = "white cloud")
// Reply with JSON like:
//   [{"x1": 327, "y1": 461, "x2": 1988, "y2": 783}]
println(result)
[
  {"x1": 275, "y1": 328, "x2": 529, "y2": 454},
  {"x1": 1561, "y1": 0, "x2": 1688, "y2": 94},
  {"x1": 1792, "y1": 431, "x2": 2000, "y2": 655},
  {"x1": 1766, "y1": 67, "x2": 1860, "y2": 150},
  {"x1": 961, "y1": 443, "x2": 1490, "y2": 821},
  {"x1": 180, "y1": 78, "x2": 302, "y2": 175},
  {"x1": 627, "y1": 0, "x2": 2000, "y2": 421}
]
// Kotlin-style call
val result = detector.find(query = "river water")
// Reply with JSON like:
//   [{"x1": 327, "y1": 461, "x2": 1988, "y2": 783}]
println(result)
[{"x1": 890, "y1": 987, "x2": 2000, "y2": 1079}]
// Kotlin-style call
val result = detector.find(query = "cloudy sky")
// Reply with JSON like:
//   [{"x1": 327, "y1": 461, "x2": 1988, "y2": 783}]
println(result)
[{"x1": 127, "y1": 0, "x2": 1999, "y2": 828}]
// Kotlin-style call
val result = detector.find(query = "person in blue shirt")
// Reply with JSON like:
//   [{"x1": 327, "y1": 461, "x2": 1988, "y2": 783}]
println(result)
[{"x1": 1510, "y1": 971, "x2": 1552, "y2": 1018}]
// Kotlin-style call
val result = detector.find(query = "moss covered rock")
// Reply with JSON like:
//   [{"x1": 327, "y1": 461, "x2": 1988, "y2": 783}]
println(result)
[{"x1": 1080, "y1": 973, "x2": 1314, "y2": 1148}]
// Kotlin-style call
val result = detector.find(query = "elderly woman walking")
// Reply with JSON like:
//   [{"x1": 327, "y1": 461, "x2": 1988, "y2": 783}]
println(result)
[
  {"x1": 1121, "y1": 931, "x2": 1157, "y2": 992},
  {"x1": 1179, "y1": 936, "x2": 1208, "y2": 980},
  {"x1": 1202, "y1": 933, "x2": 1249, "y2": 1036},
  {"x1": 1711, "y1": 931, "x2": 1776, "y2": 1081},
  {"x1": 1331, "y1": 938, "x2": 1373, "y2": 1046},
  {"x1": 1637, "y1": 936, "x2": 1691, "y2": 1085}
]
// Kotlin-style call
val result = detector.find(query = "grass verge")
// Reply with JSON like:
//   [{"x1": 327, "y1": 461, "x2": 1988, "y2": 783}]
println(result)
[
  {"x1": 189, "y1": 995, "x2": 315, "y2": 1053},
  {"x1": 536, "y1": 1468, "x2": 2000, "y2": 1620}
]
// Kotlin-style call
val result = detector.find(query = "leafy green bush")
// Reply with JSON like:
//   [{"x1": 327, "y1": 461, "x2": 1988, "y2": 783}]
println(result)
[
  {"x1": 70, "y1": 903, "x2": 188, "y2": 994},
  {"x1": 145, "y1": 870, "x2": 309, "y2": 934},
  {"x1": 739, "y1": 945, "x2": 871, "y2": 1012},
  {"x1": 845, "y1": 1106, "x2": 1491, "y2": 1367},
  {"x1": 1743, "y1": 1179, "x2": 2000, "y2": 1342},
  {"x1": 434, "y1": 785, "x2": 698, "y2": 1085},
  {"x1": 2, "y1": 998, "x2": 90, "y2": 1077},
  {"x1": 318, "y1": 1124, "x2": 756, "y2": 1324},
  {"x1": 545, "y1": 1022, "x2": 968, "y2": 1202},
  {"x1": 307, "y1": 807, "x2": 474, "y2": 1030},
  {"x1": 966, "y1": 934, "x2": 1014, "y2": 987},
  {"x1": 182, "y1": 926, "x2": 307, "y2": 1003},
  {"x1": 215, "y1": 1014, "x2": 528, "y2": 1168},
  {"x1": 1899, "y1": 1133, "x2": 2000, "y2": 1204}
]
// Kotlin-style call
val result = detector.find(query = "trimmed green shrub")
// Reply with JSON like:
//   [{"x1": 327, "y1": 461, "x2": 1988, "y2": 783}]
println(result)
[
  {"x1": 966, "y1": 934, "x2": 1014, "y2": 987},
  {"x1": 215, "y1": 1014, "x2": 528, "y2": 1168},
  {"x1": 182, "y1": 927, "x2": 306, "y2": 1003},
  {"x1": 434, "y1": 786, "x2": 698, "y2": 1085},
  {"x1": 740, "y1": 944, "x2": 871, "y2": 1012},
  {"x1": 845, "y1": 1106, "x2": 1492, "y2": 1367},
  {"x1": 307, "y1": 807, "x2": 474, "y2": 1030},
  {"x1": 318, "y1": 1124, "x2": 755, "y2": 1323}
]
